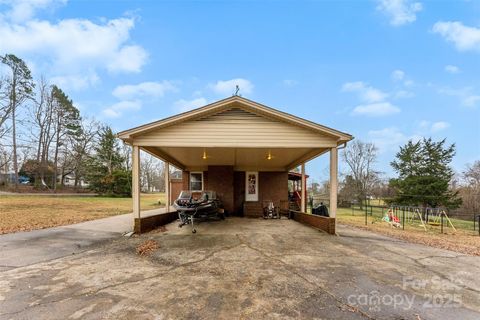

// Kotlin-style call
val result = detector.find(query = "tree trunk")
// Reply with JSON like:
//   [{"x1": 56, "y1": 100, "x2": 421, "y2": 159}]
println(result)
[{"x1": 12, "y1": 105, "x2": 18, "y2": 191}]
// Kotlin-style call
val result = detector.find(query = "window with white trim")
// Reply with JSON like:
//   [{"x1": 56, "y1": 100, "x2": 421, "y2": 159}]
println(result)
[{"x1": 190, "y1": 172, "x2": 203, "y2": 191}]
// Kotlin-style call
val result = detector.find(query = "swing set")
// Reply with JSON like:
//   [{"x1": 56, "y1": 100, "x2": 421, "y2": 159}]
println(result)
[{"x1": 381, "y1": 206, "x2": 456, "y2": 233}]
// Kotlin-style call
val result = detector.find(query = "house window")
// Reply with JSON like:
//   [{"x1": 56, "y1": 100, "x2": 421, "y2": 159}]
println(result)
[{"x1": 190, "y1": 172, "x2": 203, "y2": 191}]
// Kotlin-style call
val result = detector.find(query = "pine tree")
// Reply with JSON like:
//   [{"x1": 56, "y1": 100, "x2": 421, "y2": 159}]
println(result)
[
  {"x1": 85, "y1": 126, "x2": 131, "y2": 195},
  {"x1": 1, "y1": 54, "x2": 35, "y2": 189},
  {"x1": 390, "y1": 138, "x2": 461, "y2": 208}
]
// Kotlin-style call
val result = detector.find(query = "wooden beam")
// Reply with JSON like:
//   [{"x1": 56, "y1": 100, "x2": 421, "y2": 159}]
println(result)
[
  {"x1": 132, "y1": 146, "x2": 141, "y2": 221},
  {"x1": 286, "y1": 148, "x2": 329, "y2": 171},
  {"x1": 140, "y1": 146, "x2": 185, "y2": 170},
  {"x1": 165, "y1": 162, "x2": 170, "y2": 208},
  {"x1": 301, "y1": 163, "x2": 306, "y2": 213},
  {"x1": 329, "y1": 147, "x2": 338, "y2": 221}
]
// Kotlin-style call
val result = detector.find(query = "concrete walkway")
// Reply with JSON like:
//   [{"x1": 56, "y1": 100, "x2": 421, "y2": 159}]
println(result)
[
  {"x1": 0, "y1": 213, "x2": 133, "y2": 271},
  {"x1": 0, "y1": 207, "x2": 177, "y2": 271}
]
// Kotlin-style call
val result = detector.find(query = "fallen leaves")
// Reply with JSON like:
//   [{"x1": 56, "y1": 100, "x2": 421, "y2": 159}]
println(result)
[
  {"x1": 339, "y1": 219, "x2": 480, "y2": 256},
  {"x1": 136, "y1": 240, "x2": 159, "y2": 256},
  {"x1": 0, "y1": 194, "x2": 165, "y2": 234}
]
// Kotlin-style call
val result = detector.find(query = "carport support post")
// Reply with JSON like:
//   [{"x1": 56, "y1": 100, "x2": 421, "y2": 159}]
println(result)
[
  {"x1": 301, "y1": 163, "x2": 306, "y2": 212},
  {"x1": 132, "y1": 145, "x2": 141, "y2": 220},
  {"x1": 329, "y1": 147, "x2": 338, "y2": 221},
  {"x1": 164, "y1": 161, "x2": 170, "y2": 208}
]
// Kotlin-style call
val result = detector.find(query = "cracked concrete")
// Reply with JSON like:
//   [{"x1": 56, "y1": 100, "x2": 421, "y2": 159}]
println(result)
[{"x1": 1, "y1": 217, "x2": 479, "y2": 319}]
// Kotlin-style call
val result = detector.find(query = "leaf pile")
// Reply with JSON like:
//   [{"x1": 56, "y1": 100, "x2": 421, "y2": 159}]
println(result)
[{"x1": 136, "y1": 240, "x2": 159, "y2": 256}]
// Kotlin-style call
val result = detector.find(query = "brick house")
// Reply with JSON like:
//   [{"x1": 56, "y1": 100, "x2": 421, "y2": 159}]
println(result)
[{"x1": 118, "y1": 96, "x2": 352, "y2": 233}]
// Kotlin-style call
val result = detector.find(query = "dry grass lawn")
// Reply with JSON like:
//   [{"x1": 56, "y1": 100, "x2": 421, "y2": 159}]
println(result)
[
  {"x1": 337, "y1": 208, "x2": 480, "y2": 256},
  {"x1": 0, "y1": 193, "x2": 165, "y2": 234}
]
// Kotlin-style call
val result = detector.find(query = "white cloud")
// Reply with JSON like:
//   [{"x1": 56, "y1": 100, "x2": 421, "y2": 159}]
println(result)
[
  {"x1": 445, "y1": 65, "x2": 460, "y2": 74},
  {"x1": 419, "y1": 120, "x2": 450, "y2": 133},
  {"x1": 50, "y1": 72, "x2": 100, "y2": 91},
  {"x1": 431, "y1": 121, "x2": 450, "y2": 132},
  {"x1": 438, "y1": 86, "x2": 480, "y2": 107},
  {"x1": 0, "y1": 2, "x2": 148, "y2": 90},
  {"x1": 394, "y1": 90, "x2": 414, "y2": 99},
  {"x1": 107, "y1": 45, "x2": 148, "y2": 73},
  {"x1": 112, "y1": 81, "x2": 177, "y2": 100},
  {"x1": 102, "y1": 100, "x2": 141, "y2": 118},
  {"x1": 351, "y1": 102, "x2": 401, "y2": 116},
  {"x1": 391, "y1": 69, "x2": 405, "y2": 81},
  {"x1": 0, "y1": 0, "x2": 67, "y2": 23},
  {"x1": 209, "y1": 78, "x2": 253, "y2": 96},
  {"x1": 377, "y1": 0, "x2": 423, "y2": 26},
  {"x1": 432, "y1": 21, "x2": 480, "y2": 52},
  {"x1": 368, "y1": 127, "x2": 406, "y2": 153},
  {"x1": 342, "y1": 81, "x2": 388, "y2": 103},
  {"x1": 283, "y1": 79, "x2": 298, "y2": 87},
  {"x1": 463, "y1": 95, "x2": 480, "y2": 107},
  {"x1": 0, "y1": 17, "x2": 147, "y2": 73},
  {"x1": 174, "y1": 98, "x2": 208, "y2": 113}
]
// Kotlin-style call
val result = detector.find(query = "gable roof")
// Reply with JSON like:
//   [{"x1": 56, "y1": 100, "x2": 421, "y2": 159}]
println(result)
[{"x1": 117, "y1": 96, "x2": 353, "y2": 143}]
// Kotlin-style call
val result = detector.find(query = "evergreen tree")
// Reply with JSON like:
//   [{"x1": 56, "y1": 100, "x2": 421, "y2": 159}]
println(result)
[
  {"x1": 390, "y1": 138, "x2": 461, "y2": 208},
  {"x1": 1, "y1": 54, "x2": 35, "y2": 189},
  {"x1": 86, "y1": 126, "x2": 131, "y2": 196},
  {"x1": 51, "y1": 85, "x2": 81, "y2": 190}
]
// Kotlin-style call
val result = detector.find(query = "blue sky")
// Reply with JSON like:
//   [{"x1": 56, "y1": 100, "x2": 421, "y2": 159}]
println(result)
[{"x1": 1, "y1": 0, "x2": 479, "y2": 182}]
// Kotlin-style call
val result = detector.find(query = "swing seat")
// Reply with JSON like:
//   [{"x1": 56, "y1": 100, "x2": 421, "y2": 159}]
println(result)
[{"x1": 428, "y1": 222, "x2": 440, "y2": 226}]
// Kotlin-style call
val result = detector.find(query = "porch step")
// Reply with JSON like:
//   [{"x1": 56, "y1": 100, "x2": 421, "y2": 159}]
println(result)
[{"x1": 289, "y1": 201, "x2": 300, "y2": 211}]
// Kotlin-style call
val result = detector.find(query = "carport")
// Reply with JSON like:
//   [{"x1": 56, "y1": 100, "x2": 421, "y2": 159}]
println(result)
[{"x1": 117, "y1": 96, "x2": 352, "y2": 233}]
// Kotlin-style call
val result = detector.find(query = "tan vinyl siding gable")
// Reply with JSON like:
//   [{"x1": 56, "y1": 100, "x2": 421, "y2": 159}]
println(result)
[{"x1": 133, "y1": 107, "x2": 338, "y2": 148}]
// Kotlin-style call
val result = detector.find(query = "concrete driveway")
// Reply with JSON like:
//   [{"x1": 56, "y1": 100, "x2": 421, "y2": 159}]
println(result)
[
  {"x1": 1, "y1": 217, "x2": 479, "y2": 319},
  {"x1": 0, "y1": 213, "x2": 132, "y2": 270}
]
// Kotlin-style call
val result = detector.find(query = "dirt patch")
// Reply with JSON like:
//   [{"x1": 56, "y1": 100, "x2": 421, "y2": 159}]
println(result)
[{"x1": 136, "y1": 240, "x2": 159, "y2": 256}]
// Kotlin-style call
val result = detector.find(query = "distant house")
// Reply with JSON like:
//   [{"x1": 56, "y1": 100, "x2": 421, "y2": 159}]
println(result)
[
  {"x1": 59, "y1": 174, "x2": 89, "y2": 188},
  {"x1": 0, "y1": 172, "x2": 29, "y2": 184}
]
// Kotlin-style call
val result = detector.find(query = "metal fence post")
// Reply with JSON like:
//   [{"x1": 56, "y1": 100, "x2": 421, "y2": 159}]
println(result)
[
  {"x1": 478, "y1": 215, "x2": 480, "y2": 236},
  {"x1": 441, "y1": 214, "x2": 444, "y2": 234},
  {"x1": 402, "y1": 207, "x2": 405, "y2": 230},
  {"x1": 365, "y1": 203, "x2": 367, "y2": 226}
]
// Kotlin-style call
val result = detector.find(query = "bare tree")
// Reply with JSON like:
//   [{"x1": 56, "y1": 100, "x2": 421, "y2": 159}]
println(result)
[
  {"x1": 140, "y1": 153, "x2": 164, "y2": 192},
  {"x1": 0, "y1": 76, "x2": 11, "y2": 139},
  {"x1": 459, "y1": 161, "x2": 480, "y2": 215},
  {"x1": 29, "y1": 77, "x2": 55, "y2": 187},
  {"x1": 1, "y1": 54, "x2": 34, "y2": 190},
  {"x1": 342, "y1": 140, "x2": 380, "y2": 208},
  {"x1": 464, "y1": 161, "x2": 480, "y2": 188}
]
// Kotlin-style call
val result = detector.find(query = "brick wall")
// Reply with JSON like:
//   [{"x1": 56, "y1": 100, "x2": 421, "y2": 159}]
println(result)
[
  {"x1": 233, "y1": 171, "x2": 245, "y2": 216},
  {"x1": 243, "y1": 171, "x2": 288, "y2": 217},
  {"x1": 179, "y1": 169, "x2": 288, "y2": 217},
  {"x1": 170, "y1": 178, "x2": 183, "y2": 204},
  {"x1": 206, "y1": 166, "x2": 234, "y2": 214},
  {"x1": 134, "y1": 211, "x2": 178, "y2": 234},
  {"x1": 292, "y1": 211, "x2": 336, "y2": 235},
  {"x1": 260, "y1": 171, "x2": 288, "y2": 205}
]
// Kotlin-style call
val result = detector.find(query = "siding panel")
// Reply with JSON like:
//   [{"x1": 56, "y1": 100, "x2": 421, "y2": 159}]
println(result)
[{"x1": 134, "y1": 108, "x2": 337, "y2": 147}]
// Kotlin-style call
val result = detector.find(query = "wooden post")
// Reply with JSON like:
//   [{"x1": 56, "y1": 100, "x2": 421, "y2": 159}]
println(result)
[
  {"x1": 301, "y1": 163, "x2": 306, "y2": 212},
  {"x1": 164, "y1": 161, "x2": 170, "y2": 209},
  {"x1": 132, "y1": 145, "x2": 141, "y2": 220},
  {"x1": 329, "y1": 147, "x2": 338, "y2": 219}
]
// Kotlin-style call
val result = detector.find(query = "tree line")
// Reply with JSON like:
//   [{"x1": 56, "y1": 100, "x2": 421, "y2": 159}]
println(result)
[
  {"x1": 338, "y1": 139, "x2": 479, "y2": 214},
  {"x1": 0, "y1": 53, "x2": 165, "y2": 195}
]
